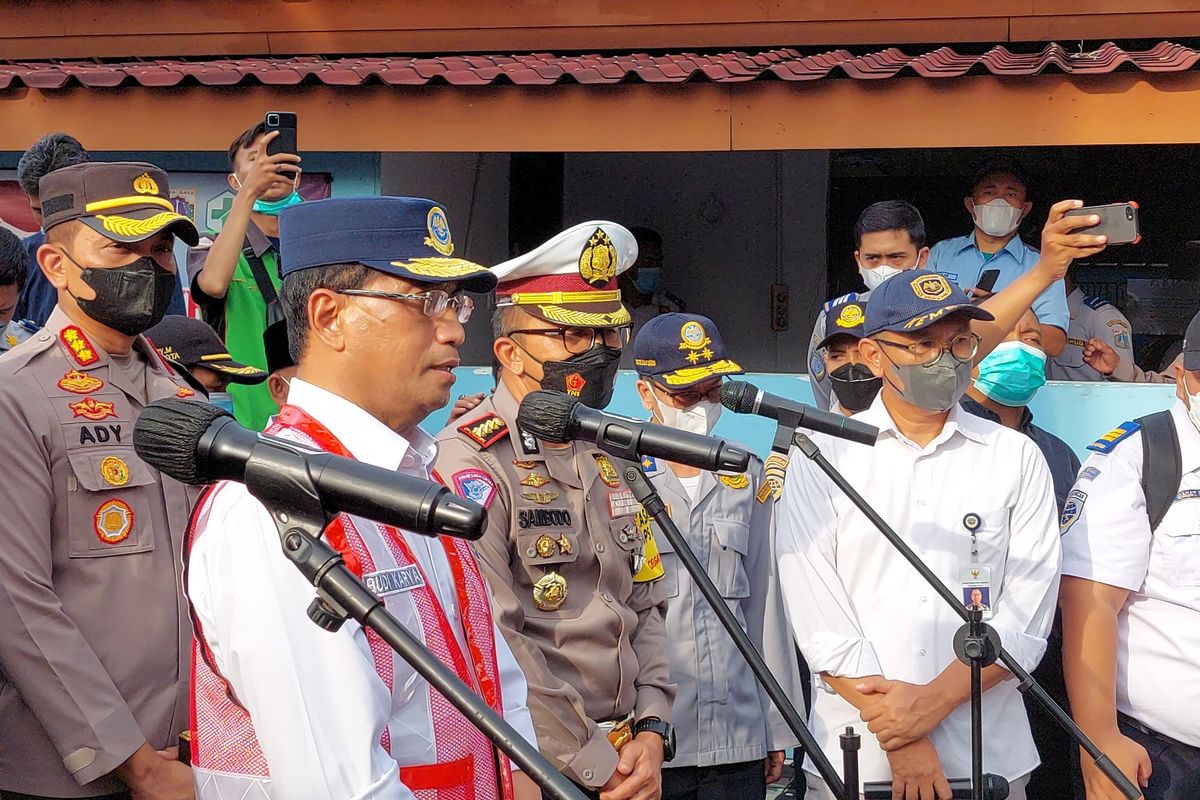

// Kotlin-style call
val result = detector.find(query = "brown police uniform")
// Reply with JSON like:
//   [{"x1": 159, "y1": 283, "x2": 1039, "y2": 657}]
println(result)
[
  {"x1": 0, "y1": 162, "x2": 198, "y2": 797},
  {"x1": 435, "y1": 382, "x2": 674, "y2": 788}
]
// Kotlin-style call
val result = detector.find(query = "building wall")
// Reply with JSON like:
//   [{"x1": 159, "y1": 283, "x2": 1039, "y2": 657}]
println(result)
[{"x1": 562, "y1": 151, "x2": 830, "y2": 372}]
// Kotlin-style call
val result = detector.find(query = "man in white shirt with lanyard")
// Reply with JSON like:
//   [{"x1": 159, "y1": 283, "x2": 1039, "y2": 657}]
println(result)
[
  {"x1": 777, "y1": 269, "x2": 1062, "y2": 800},
  {"x1": 185, "y1": 197, "x2": 538, "y2": 799}
]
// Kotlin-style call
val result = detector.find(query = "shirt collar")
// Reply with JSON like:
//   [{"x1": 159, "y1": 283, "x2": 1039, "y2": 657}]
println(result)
[
  {"x1": 954, "y1": 231, "x2": 1029, "y2": 261},
  {"x1": 1169, "y1": 400, "x2": 1200, "y2": 474},
  {"x1": 286, "y1": 378, "x2": 436, "y2": 475},
  {"x1": 245, "y1": 219, "x2": 274, "y2": 258},
  {"x1": 959, "y1": 394, "x2": 1035, "y2": 434},
  {"x1": 860, "y1": 391, "x2": 989, "y2": 450}
]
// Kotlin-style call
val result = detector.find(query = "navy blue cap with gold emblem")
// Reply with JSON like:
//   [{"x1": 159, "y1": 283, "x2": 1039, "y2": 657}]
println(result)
[
  {"x1": 817, "y1": 298, "x2": 867, "y2": 350},
  {"x1": 278, "y1": 197, "x2": 496, "y2": 293},
  {"x1": 864, "y1": 269, "x2": 994, "y2": 336},
  {"x1": 632, "y1": 312, "x2": 744, "y2": 389}
]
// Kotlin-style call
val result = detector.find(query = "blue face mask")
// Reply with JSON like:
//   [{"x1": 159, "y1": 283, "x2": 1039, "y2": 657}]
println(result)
[
  {"x1": 208, "y1": 391, "x2": 235, "y2": 415},
  {"x1": 974, "y1": 340, "x2": 1047, "y2": 407},
  {"x1": 252, "y1": 191, "x2": 303, "y2": 216},
  {"x1": 634, "y1": 267, "x2": 662, "y2": 295}
]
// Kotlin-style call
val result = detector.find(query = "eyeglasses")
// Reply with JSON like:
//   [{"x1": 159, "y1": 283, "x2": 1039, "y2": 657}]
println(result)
[
  {"x1": 652, "y1": 380, "x2": 722, "y2": 407},
  {"x1": 874, "y1": 332, "x2": 981, "y2": 366},
  {"x1": 509, "y1": 325, "x2": 632, "y2": 355},
  {"x1": 338, "y1": 288, "x2": 474, "y2": 323}
]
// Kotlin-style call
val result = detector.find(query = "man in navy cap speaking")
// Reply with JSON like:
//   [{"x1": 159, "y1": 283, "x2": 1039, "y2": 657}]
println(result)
[{"x1": 184, "y1": 197, "x2": 539, "y2": 800}]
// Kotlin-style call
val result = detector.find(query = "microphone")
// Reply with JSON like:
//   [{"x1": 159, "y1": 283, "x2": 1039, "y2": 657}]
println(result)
[
  {"x1": 133, "y1": 398, "x2": 485, "y2": 540},
  {"x1": 865, "y1": 774, "x2": 1010, "y2": 800},
  {"x1": 516, "y1": 390, "x2": 751, "y2": 474},
  {"x1": 720, "y1": 380, "x2": 878, "y2": 446}
]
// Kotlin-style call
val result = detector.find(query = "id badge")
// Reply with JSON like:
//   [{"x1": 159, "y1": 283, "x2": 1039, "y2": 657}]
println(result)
[{"x1": 959, "y1": 564, "x2": 994, "y2": 620}]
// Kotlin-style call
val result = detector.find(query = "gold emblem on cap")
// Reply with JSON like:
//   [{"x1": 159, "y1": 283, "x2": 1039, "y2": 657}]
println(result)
[
  {"x1": 912, "y1": 274, "x2": 952, "y2": 302},
  {"x1": 678, "y1": 321, "x2": 714, "y2": 363},
  {"x1": 423, "y1": 206, "x2": 455, "y2": 256},
  {"x1": 100, "y1": 456, "x2": 130, "y2": 487},
  {"x1": 836, "y1": 304, "x2": 864, "y2": 328},
  {"x1": 133, "y1": 172, "x2": 159, "y2": 195},
  {"x1": 535, "y1": 534, "x2": 558, "y2": 558},
  {"x1": 578, "y1": 227, "x2": 618, "y2": 288},
  {"x1": 533, "y1": 572, "x2": 568, "y2": 611}
]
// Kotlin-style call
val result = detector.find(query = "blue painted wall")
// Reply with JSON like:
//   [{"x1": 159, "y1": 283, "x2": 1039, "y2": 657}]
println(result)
[{"x1": 426, "y1": 370, "x2": 1178, "y2": 462}]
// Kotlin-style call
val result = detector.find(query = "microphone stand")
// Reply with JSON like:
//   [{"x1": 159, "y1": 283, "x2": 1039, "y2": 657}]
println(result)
[
  {"x1": 620, "y1": 464, "x2": 850, "y2": 800},
  {"x1": 783, "y1": 423, "x2": 1140, "y2": 800},
  {"x1": 241, "y1": 439, "x2": 586, "y2": 800}
]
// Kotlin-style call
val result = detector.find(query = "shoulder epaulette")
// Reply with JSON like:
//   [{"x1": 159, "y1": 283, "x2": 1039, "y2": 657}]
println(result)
[
  {"x1": 823, "y1": 292, "x2": 859, "y2": 312},
  {"x1": 1087, "y1": 421, "x2": 1140, "y2": 454},
  {"x1": 1083, "y1": 296, "x2": 1112, "y2": 311},
  {"x1": 458, "y1": 413, "x2": 509, "y2": 450}
]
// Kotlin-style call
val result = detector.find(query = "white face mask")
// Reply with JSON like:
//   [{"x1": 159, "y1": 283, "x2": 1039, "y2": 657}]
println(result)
[
  {"x1": 971, "y1": 198, "x2": 1024, "y2": 237},
  {"x1": 1187, "y1": 382, "x2": 1200, "y2": 436},
  {"x1": 653, "y1": 396, "x2": 722, "y2": 436},
  {"x1": 858, "y1": 263, "x2": 905, "y2": 291}
]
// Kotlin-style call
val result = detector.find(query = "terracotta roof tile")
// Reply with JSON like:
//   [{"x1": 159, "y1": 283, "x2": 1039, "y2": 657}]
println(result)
[{"x1": 2, "y1": 42, "x2": 1197, "y2": 91}]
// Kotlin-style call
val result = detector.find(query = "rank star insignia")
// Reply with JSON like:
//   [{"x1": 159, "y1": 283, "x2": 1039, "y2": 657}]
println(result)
[
  {"x1": 94, "y1": 499, "x2": 134, "y2": 544},
  {"x1": 557, "y1": 534, "x2": 572, "y2": 555},
  {"x1": 57, "y1": 369, "x2": 104, "y2": 394},
  {"x1": 100, "y1": 455, "x2": 130, "y2": 487},
  {"x1": 535, "y1": 534, "x2": 558, "y2": 558},
  {"x1": 719, "y1": 473, "x2": 750, "y2": 490},
  {"x1": 522, "y1": 490, "x2": 560, "y2": 505},
  {"x1": 460, "y1": 413, "x2": 510, "y2": 450},
  {"x1": 533, "y1": 571, "x2": 568, "y2": 611},
  {"x1": 594, "y1": 455, "x2": 621, "y2": 488},
  {"x1": 685, "y1": 351, "x2": 701, "y2": 364},
  {"x1": 59, "y1": 326, "x2": 99, "y2": 366},
  {"x1": 520, "y1": 472, "x2": 551, "y2": 488},
  {"x1": 69, "y1": 397, "x2": 118, "y2": 421}
]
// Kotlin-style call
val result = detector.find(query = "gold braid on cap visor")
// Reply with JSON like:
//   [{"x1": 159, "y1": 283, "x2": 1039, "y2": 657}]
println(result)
[
  {"x1": 660, "y1": 360, "x2": 743, "y2": 386},
  {"x1": 498, "y1": 289, "x2": 631, "y2": 326},
  {"x1": 392, "y1": 257, "x2": 487, "y2": 278},
  {"x1": 95, "y1": 211, "x2": 188, "y2": 239}
]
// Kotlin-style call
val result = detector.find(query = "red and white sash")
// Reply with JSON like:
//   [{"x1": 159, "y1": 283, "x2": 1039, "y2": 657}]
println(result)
[{"x1": 186, "y1": 405, "x2": 514, "y2": 800}]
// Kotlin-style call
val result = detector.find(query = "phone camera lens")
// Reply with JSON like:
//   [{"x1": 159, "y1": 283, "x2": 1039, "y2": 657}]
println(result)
[
  {"x1": 1126, "y1": 207, "x2": 1134, "y2": 220},
  {"x1": 267, "y1": 114, "x2": 279, "y2": 125}
]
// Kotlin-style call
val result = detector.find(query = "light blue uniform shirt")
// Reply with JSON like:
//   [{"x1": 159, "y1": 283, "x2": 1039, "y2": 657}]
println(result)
[{"x1": 927, "y1": 232, "x2": 1069, "y2": 331}]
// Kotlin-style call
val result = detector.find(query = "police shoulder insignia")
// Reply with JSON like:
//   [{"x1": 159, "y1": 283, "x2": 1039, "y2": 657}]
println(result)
[
  {"x1": 58, "y1": 369, "x2": 104, "y2": 394},
  {"x1": 459, "y1": 413, "x2": 509, "y2": 450},
  {"x1": 451, "y1": 469, "x2": 498, "y2": 509},
  {"x1": 719, "y1": 473, "x2": 749, "y2": 490},
  {"x1": 756, "y1": 481, "x2": 774, "y2": 504},
  {"x1": 641, "y1": 455, "x2": 659, "y2": 474},
  {"x1": 1083, "y1": 296, "x2": 1112, "y2": 310},
  {"x1": 810, "y1": 351, "x2": 826, "y2": 381},
  {"x1": 763, "y1": 453, "x2": 788, "y2": 502},
  {"x1": 1059, "y1": 488, "x2": 1087, "y2": 534},
  {"x1": 175, "y1": 387, "x2": 195, "y2": 398},
  {"x1": 59, "y1": 326, "x2": 99, "y2": 366},
  {"x1": 1078, "y1": 466, "x2": 1102, "y2": 482},
  {"x1": 94, "y1": 499, "x2": 134, "y2": 544},
  {"x1": 1086, "y1": 421, "x2": 1140, "y2": 454}
]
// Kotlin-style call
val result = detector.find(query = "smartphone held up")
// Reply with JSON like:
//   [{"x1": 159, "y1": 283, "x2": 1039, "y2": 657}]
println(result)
[{"x1": 1065, "y1": 202, "x2": 1141, "y2": 245}]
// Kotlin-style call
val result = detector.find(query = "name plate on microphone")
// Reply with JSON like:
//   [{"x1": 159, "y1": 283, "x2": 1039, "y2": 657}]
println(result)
[{"x1": 364, "y1": 565, "x2": 426, "y2": 597}]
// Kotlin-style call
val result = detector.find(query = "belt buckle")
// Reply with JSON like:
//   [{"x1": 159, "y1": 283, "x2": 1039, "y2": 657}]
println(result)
[{"x1": 601, "y1": 717, "x2": 633, "y2": 750}]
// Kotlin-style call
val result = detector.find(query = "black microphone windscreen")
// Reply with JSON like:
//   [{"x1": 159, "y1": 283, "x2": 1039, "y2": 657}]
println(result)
[
  {"x1": 516, "y1": 390, "x2": 577, "y2": 444},
  {"x1": 133, "y1": 398, "x2": 229, "y2": 485},
  {"x1": 720, "y1": 380, "x2": 756, "y2": 414}
]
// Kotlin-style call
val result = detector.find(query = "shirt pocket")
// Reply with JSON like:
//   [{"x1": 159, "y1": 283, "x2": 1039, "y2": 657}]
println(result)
[
  {"x1": 66, "y1": 448, "x2": 158, "y2": 558},
  {"x1": 709, "y1": 518, "x2": 750, "y2": 599},
  {"x1": 1159, "y1": 528, "x2": 1200, "y2": 588}
]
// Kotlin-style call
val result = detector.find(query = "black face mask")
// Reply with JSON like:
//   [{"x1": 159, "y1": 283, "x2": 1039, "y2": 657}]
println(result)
[
  {"x1": 829, "y1": 362, "x2": 882, "y2": 413},
  {"x1": 539, "y1": 345, "x2": 622, "y2": 409},
  {"x1": 66, "y1": 252, "x2": 176, "y2": 336}
]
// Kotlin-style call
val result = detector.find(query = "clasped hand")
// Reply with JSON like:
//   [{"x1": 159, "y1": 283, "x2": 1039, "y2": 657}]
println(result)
[{"x1": 857, "y1": 677, "x2": 951, "y2": 752}]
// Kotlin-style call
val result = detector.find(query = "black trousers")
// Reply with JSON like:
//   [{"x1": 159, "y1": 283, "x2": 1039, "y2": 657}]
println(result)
[
  {"x1": 1024, "y1": 612, "x2": 1085, "y2": 800},
  {"x1": 1118, "y1": 716, "x2": 1200, "y2": 800},
  {"x1": 662, "y1": 759, "x2": 766, "y2": 800}
]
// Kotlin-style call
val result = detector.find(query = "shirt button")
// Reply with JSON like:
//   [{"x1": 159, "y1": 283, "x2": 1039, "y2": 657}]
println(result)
[
  {"x1": 920, "y1": 596, "x2": 928, "y2": 603},
  {"x1": 582, "y1": 769, "x2": 595, "y2": 781},
  {"x1": 918, "y1": 648, "x2": 927, "y2": 656},
  {"x1": 602, "y1": 592, "x2": 614, "y2": 602},
  {"x1": 916, "y1": 499, "x2": 926, "y2": 507},
  {"x1": 595, "y1": 542, "x2": 605, "y2": 553}
]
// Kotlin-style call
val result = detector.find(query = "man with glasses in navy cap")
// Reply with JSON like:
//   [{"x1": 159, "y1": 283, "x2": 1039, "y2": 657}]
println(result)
[
  {"x1": 777, "y1": 270, "x2": 1063, "y2": 800},
  {"x1": 184, "y1": 197, "x2": 538, "y2": 800},
  {"x1": 631, "y1": 313, "x2": 802, "y2": 800}
]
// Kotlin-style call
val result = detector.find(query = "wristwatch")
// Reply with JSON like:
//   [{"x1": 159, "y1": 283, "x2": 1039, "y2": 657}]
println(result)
[{"x1": 633, "y1": 717, "x2": 676, "y2": 762}]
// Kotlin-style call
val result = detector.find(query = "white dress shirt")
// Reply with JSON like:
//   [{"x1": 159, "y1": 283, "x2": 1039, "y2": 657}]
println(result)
[
  {"x1": 188, "y1": 379, "x2": 536, "y2": 799},
  {"x1": 1061, "y1": 401, "x2": 1200, "y2": 747},
  {"x1": 776, "y1": 393, "x2": 1061, "y2": 785}
]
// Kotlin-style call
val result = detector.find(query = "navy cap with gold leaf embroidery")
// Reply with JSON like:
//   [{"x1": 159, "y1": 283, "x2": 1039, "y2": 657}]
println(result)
[
  {"x1": 39, "y1": 162, "x2": 199, "y2": 246},
  {"x1": 278, "y1": 197, "x2": 496, "y2": 293},
  {"x1": 632, "y1": 312, "x2": 743, "y2": 388},
  {"x1": 864, "y1": 269, "x2": 994, "y2": 336}
]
